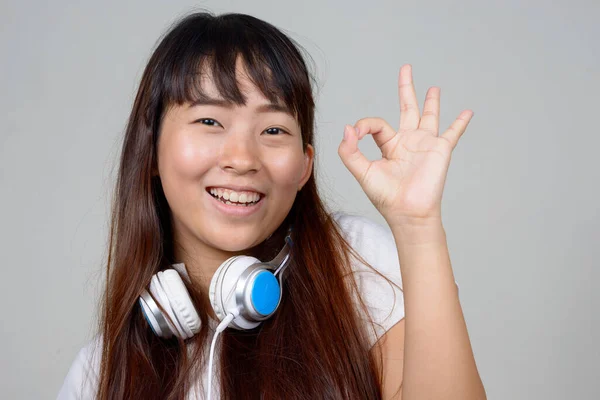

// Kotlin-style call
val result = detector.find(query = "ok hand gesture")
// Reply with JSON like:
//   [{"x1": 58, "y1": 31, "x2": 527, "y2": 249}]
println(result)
[{"x1": 338, "y1": 64, "x2": 474, "y2": 228}]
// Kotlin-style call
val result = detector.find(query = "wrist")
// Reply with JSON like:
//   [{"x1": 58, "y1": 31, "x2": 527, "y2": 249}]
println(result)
[
  {"x1": 383, "y1": 209, "x2": 442, "y2": 228},
  {"x1": 389, "y1": 219, "x2": 446, "y2": 246}
]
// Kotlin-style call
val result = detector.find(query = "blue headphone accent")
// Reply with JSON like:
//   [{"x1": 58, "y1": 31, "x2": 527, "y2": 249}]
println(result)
[
  {"x1": 251, "y1": 271, "x2": 281, "y2": 316},
  {"x1": 139, "y1": 225, "x2": 294, "y2": 339}
]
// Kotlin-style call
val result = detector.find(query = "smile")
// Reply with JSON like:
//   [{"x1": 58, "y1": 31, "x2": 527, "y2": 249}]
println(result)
[
  {"x1": 206, "y1": 189, "x2": 265, "y2": 217},
  {"x1": 208, "y1": 187, "x2": 262, "y2": 205}
]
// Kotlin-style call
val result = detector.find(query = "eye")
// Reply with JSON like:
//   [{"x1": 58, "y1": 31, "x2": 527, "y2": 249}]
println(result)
[
  {"x1": 196, "y1": 118, "x2": 222, "y2": 127},
  {"x1": 264, "y1": 127, "x2": 288, "y2": 135}
]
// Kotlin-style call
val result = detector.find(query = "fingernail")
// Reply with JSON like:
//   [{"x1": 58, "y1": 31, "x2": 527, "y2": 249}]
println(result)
[
  {"x1": 354, "y1": 126, "x2": 360, "y2": 135},
  {"x1": 343, "y1": 125, "x2": 350, "y2": 141}
]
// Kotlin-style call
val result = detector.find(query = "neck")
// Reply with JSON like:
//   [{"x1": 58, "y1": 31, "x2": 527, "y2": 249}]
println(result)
[{"x1": 172, "y1": 227, "x2": 286, "y2": 294}]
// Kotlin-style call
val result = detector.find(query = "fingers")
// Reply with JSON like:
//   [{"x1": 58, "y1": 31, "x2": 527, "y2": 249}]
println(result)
[
  {"x1": 440, "y1": 110, "x2": 474, "y2": 149},
  {"x1": 418, "y1": 87, "x2": 440, "y2": 134},
  {"x1": 398, "y1": 64, "x2": 420, "y2": 131},
  {"x1": 353, "y1": 117, "x2": 397, "y2": 155},
  {"x1": 338, "y1": 125, "x2": 371, "y2": 185}
]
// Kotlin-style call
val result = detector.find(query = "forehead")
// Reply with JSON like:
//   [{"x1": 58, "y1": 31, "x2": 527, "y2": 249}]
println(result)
[
  {"x1": 186, "y1": 61, "x2": 295, "y2": 117},
  {"x1": 197, "y1": 68, "x2": 269, "y2": 103}
]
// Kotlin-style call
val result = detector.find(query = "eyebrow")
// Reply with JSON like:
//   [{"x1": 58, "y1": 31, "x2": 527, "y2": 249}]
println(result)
[{"x1": 188, "y1": 97, "x2": 294, "y2": 117}]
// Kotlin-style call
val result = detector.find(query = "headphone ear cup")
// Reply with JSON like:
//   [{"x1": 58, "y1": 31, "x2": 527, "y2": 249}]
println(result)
[
  {"x1": 148, "y1": 274, "x2": 181, "y2": 338},
  {"x1": 139, "y1": 289, "x2": 167, "y2": 338},
  {"x1": 209, "y1": 256, "x2": 243, "y2": 322},
  {"x1": 158, "y1": 270, "x2": 201, "y2": 338},
  {"x1": 209, "y1": 255, "x2": 262, "y2": 330}
]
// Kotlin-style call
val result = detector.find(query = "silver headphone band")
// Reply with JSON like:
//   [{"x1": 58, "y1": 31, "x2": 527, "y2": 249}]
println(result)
[
  {"x1": 140, "y1": 289, "x2": 172, "y2": 338},
  {"x1": 273, "y1": 234, "x2": 293, "y2": 276},
  {"x1": 268, "y1": 225, "x2": 293, "y2": 273}
]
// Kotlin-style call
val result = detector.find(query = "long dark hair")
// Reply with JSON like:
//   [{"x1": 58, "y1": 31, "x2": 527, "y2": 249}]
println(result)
[{"x1": 97, "y1": 11, "x2": 386, "y2": 399}]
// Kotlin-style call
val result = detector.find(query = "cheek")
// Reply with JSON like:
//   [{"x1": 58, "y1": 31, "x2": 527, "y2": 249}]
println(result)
[
  {"x1": 268, "y1": 152, "x2": 306, "y2": 187},
  {"x1": 161, "y1": 135, "x2": 215, "y2": 180},
  {"x1": 159, "y1": 136, "x2": 216, "y2": 223}
]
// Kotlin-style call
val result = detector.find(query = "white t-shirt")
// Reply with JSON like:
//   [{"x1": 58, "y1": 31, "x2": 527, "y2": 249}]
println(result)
[{"x1": 56, "y1": 211, "x2": 406, "y2": 399}]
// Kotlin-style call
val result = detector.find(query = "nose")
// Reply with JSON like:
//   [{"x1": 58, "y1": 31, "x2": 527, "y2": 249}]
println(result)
[{"x1": 218, "y1": 131, "x2": 262, "y2": 174}]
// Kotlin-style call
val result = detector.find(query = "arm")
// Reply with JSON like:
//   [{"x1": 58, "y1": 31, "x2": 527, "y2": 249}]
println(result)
[
  {"x1": 338, "y1": 64, "x2": 485, "y2": 399},
  {"x1": 390, "y1": 222, "x2": 485, "y2": 400}
]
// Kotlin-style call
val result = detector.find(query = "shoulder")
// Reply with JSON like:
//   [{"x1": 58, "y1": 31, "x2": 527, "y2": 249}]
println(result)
[
  {"x1": 331, "y1": 211, "x2": 405, "y2": 347},
  {"x1": 331, "y1": 210, "x2": 390, "y2": 237},
  {"x1": 56, "y1": 335, "x2": 102, "y2": 400},
  {"x1": 331, "y1": 211, "x2": 402, "y2": 287},
  {"x1": 332, "y1": 211, "x2": 399, "y2": 258}
]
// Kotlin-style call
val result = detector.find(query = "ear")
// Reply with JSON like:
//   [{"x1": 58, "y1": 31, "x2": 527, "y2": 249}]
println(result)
[{"x1": 298, "y1": 144, "x2": 314, "y2": 191}]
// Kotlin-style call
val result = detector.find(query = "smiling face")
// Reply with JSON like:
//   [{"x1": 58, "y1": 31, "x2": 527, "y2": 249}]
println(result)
[{"x1": 156, "y1": 57, "x2": 314, "y2": 282}]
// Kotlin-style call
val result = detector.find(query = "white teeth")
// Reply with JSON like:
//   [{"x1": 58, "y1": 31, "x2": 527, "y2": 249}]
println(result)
[{"x1": 209, "y1": 188, "x2": 261, "y2": 204}]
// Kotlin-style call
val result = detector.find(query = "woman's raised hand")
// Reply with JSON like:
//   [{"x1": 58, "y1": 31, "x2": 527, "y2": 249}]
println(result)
[{"x1": 338, "y1": 64, "x2": 474, "y2": 228}]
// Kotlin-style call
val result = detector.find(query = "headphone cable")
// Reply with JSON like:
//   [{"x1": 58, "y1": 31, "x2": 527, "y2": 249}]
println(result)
[{"x1": 207, "y1": 310, "x2": 238, "y2": 400}]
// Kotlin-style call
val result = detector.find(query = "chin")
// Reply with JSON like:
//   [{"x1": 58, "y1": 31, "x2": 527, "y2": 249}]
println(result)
[{"x1": 210, "y1": 232, "x2": 263, "y2": 253}]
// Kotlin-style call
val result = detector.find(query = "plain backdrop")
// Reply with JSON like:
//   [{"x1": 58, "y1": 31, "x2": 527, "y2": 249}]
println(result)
[{"x1": 1, "y1": 1, "x2": 598, "y2": 399}]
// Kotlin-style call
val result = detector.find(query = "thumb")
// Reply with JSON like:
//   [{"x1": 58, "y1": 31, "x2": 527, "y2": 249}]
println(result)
[{"x1": 338, "y1": 125, "x2": 371, "y2": 185}]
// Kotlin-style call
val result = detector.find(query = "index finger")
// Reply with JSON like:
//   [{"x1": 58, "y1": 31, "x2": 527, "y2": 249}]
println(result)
[{"x1": 353, "y1": 117, "x2": 398, "y2": 158}]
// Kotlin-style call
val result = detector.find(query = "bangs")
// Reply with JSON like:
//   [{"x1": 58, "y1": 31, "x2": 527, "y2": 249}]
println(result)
[{"x1": 158, "y1": 14, "x2": 309, "y2": 120}]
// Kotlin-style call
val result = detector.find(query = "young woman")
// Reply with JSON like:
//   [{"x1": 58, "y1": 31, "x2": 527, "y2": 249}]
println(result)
[{"x1": 58, "y1": 11, "x2": 486, "y2": 400}]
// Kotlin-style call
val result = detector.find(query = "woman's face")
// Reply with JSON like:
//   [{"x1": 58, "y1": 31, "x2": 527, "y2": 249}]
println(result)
[{"x1": 156, "y1": 60, "x2": 314, "y2": 263}]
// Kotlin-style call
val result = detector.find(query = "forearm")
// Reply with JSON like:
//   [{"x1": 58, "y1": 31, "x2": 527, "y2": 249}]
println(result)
[{"x1": 391, "y1": 221, "x2": 485, "y2": 400}]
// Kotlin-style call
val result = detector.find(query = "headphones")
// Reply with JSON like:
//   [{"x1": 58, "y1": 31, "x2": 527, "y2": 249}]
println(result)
[{"x1": 138, "y1": 227, "x2": 294, "y2": 339}]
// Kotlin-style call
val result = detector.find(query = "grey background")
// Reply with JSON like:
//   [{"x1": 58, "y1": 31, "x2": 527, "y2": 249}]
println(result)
[{"x1": 1, "y1": 0, "x2": 598, "y2": 399}]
